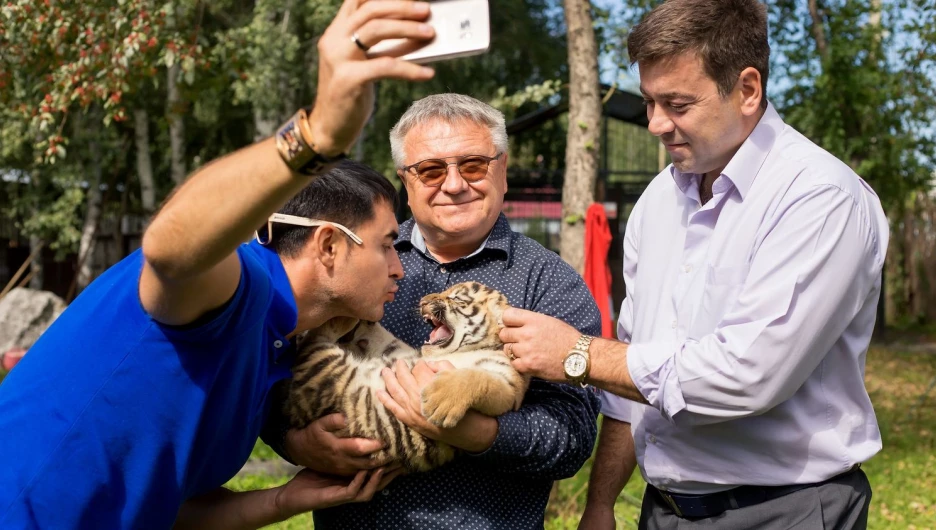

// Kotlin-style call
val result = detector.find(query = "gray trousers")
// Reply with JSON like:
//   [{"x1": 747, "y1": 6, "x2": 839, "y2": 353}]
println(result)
[{"x1": 638, "y1": 468, "x2": 872, "y2": 530}]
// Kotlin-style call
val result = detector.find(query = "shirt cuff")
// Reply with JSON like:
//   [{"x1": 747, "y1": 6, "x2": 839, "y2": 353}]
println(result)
[
  {"x1": 598, "y1": 389, "x2": 632, "y2": 422},
  {"x1": 626, "y1": 341, "x2": 688, "y2": 421},
  {"x1": 463, "y1": 411, "x2": 529, "y2": 461}
]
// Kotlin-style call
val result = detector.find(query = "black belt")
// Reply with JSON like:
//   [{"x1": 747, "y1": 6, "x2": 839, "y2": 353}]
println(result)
[{"x1": 650, "y1": 464, "x2": 861, "y2": 519}]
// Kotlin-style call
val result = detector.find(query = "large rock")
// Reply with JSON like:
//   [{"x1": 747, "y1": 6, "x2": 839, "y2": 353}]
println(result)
[{"x1": 0, "y1": 288, "x2": 67, "y2": 354}]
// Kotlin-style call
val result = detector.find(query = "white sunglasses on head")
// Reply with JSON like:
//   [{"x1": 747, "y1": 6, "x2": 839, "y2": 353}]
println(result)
[{"x1": 255, "y1": 213, "x2": 363, "y2": 246}]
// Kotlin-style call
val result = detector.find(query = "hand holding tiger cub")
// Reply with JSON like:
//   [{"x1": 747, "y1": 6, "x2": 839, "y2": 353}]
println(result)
[
  {"x1": 274, "y1": 467, "x2": 397, "y2": 515},
  {"x1": 499, "y1": 308, "x2": 645, "y2": 404},
  {"x1": 377, "y1": 359, "x2": 500, "y2": 454},
  {"x1": 498, "y1": 307, "x2": 583, "y2": 382},
  {"x1": 285, "y1": 413, "x2": 392, "y2": 476}
]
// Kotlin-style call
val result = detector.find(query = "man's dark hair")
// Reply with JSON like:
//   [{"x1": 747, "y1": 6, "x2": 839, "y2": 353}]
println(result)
[
  {"x1": 628, "y1": 0, "x2": 770, "y2": 109},
  {"x1": 267, "y1": 159, "x2": 399, "y2": 257}
]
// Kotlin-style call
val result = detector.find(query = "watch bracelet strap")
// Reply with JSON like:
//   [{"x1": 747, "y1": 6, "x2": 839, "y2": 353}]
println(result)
[
  {"x1": 275, "y1": 107, "x2": 347, "y2": 176},
  {"x1": 294, "y1": 106, "x2": 320, "y2": 149},
  {"x1": 294, "y1": 106, "x2": 347, "y2": 166},
  {"x1": 574, "y1": 334, "x2": 594, "y2": 359},
  {"x1": 567, "y1": 334, "x2": 594, "y2": 386}
]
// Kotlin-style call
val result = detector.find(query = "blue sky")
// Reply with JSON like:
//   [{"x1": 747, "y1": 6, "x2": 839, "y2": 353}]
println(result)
[{"x1": 594, "y1": 0, "x2": 640, "y2": 92}]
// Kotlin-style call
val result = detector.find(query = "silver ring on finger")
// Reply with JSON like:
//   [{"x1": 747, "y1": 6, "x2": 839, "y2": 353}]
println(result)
[
  {"x1": 505, "y1": 343, "x2": 516, "y2": 361},
  {"x1": 351, "y1": 32, "x2": 370, "y2": 52}
]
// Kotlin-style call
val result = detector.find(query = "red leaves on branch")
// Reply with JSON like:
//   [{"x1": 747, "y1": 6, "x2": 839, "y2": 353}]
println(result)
[{"x1": 3, "y1": 0, "x2": 187, "y2": 161}]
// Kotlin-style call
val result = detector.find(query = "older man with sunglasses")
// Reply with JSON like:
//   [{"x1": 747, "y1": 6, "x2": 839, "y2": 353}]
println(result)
[
  {"x1": 0, "y1": 1, "x2": 439, "y2": 528},
  {"x1": 267, "y1": 93, "x2": 602, "y2": 530}
]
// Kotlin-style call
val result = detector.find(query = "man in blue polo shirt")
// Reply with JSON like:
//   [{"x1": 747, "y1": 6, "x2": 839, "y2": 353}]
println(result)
[{"x1": 0, "y1": 1, "x2": 439, "y2": 527}]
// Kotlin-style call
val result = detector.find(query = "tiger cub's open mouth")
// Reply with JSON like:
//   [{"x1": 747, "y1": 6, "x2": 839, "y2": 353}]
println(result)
[
  {"x1": 425, "y1": 316, "x2": 454, "y2": 346},
  {"x1": 421, "y1": 302, "x2": 454, "y2": 347}
]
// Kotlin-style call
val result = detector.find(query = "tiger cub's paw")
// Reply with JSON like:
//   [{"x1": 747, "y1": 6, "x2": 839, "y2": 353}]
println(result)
[{"x1": 421, "y1": 371, "x2": 472, "y2": 428}]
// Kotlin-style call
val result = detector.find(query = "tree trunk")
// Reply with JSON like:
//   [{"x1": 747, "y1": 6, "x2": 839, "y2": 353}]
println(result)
[
  {"x1": 560, "y1": 0, "x2": 602, "y2": 274},
  {"x1": 76, "y1": 136, "x2": 104, "y2": 292},
  {"x1": 278, "y1": 5, "x2": 297, "y2": 124},
  {"x1": 114, "y1": 174, "x2": 129, "y2": 262},
  {"x1": 903, "y1": 204, "x2": 917, "y2": 318},
  {"x1": 253, "y1": 5, "x2": 295, "y2": 142},
  {"x1": 28, "y1": 234, "x2": 43, "y2": 290},
  {"x1": 167, "y1": 62, "x2": 187, "y2": 185},
  {"x1": 354, "y1": 119, "x2": 369, "y2": 162},
  {"x1": 354, "y1": 83, "x2": 379, "y2": 162},
  {"x1": 27, "y1": 166, "x2": 44, "y2": 290},
  {"x1": 867, "y1": 0, "x2": 883, "y2": 66},
  {"x1": 807, "y1": 0, "x2": 829, "y2": 60},
  {"x1": 134, "y1": 109, "x2": 156, "y2": 214},
  {"x1": 869, "y1": 0, "x2": 881, "y2": 30},
  {"x1": 254, "y1": 108, "x2": 280, "y2": 143}
]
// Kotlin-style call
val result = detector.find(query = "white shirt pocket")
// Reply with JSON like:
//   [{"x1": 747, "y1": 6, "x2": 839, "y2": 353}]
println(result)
[{"x1": 688, "y1": 263, "x2": 750, "y2": 339}]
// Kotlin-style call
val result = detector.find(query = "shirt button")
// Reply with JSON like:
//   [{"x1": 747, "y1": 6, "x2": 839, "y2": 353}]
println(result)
[
  {"x1": 381, "y1": 488, "x2": 390, "y2": 496},
  {"x1": 273, "y1": 340, "x2": 283, "y2": 348},
  {"x1": 439, "y1": 267, "x2": 447, "y2": 273},
  {"x1": 683, "y1": 264, "x2": 692, "y2": 273},
  {"x1": 649, "y1": 434, "x2": 657, "y2": 444},
  {"x1": 671, "y1": 320, "x2": 677, "y2": 329}
]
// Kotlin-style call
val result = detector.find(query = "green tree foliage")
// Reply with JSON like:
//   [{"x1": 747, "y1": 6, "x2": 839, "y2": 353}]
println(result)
[
  {"x1": 769, "y1": 0, "x2": 936, "y2": 324},
  {"x1": 769, "y1": 0, "x2": 935, "y2": 209},
  {"x1": 0, "y1": 0, "x2": 195, "y2": 256}
]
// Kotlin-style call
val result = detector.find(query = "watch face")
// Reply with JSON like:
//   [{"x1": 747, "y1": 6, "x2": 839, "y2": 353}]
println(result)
[{"x1": 564, "y1": 352, "x2": 587, "y2": 377}]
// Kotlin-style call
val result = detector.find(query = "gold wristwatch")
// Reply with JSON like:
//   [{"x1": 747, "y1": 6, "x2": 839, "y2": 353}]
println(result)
[
  {"x1": 563, "y1": 334, "x2": 594, "y2": 387},
  {"x1": 275, "y1": 107, "x2": 346, "y2": 176}
]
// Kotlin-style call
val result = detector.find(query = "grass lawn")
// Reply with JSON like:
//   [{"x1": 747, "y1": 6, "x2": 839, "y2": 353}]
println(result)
[{"x1": 230, "y1": 344, "x2": 935, "y2": 528}]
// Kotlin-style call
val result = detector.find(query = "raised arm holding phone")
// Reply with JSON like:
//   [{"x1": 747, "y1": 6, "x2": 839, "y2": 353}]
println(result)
[
  {"x1": 140, "y1": 0, "x2": 435, "y2": 326},
  {"x1": 0, "y1": 2, "x2": 443, "y2": 529}
]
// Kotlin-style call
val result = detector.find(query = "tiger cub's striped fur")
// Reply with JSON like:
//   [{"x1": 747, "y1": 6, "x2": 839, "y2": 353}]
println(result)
[{"x1": 286, "y1": 281, "x2": 528, "y2": 472}]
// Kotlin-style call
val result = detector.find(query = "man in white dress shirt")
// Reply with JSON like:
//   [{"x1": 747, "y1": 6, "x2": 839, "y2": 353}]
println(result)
[{"x1": 499, "y1": 0, "x2": 887, "y2": 528}]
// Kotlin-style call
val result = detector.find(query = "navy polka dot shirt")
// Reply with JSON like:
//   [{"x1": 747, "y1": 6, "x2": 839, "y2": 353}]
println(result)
[{"x1": 312, "y1": 214, "x2": 602, "y2": 529}]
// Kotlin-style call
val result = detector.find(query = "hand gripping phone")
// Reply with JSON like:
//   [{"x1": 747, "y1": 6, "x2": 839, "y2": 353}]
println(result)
[{"x1": 366, "y1": 0, "x2": 491, "y2": 64}]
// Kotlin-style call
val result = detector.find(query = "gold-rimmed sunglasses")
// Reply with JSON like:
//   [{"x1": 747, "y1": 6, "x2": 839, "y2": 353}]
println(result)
[
  {"x1": 399, "y1": 152, "x2": 504, "y2": 187},
  {"x1": 255, "y1": 213, "x2": 363, "y2": 246}
]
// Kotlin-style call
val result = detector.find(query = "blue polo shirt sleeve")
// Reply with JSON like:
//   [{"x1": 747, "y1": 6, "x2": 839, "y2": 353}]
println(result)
[
  {"x1": 467, "y1": 257, "x2": 602, "y2": 480},
  {"x1": 157, "y1": 247, "x2": 275, "y2": 343}
]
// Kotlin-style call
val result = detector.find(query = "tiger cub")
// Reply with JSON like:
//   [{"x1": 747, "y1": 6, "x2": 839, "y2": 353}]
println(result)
[{"x1": 285, "y1": 281, "x2": 528, "y2": 472}]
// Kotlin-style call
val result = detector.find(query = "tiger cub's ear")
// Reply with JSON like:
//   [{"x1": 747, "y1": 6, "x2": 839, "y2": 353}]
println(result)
[
  {"x1": 486, "y1": 290, "x2": 510, "y2": 329},
  {"x1": 313, "y1": 316, "x2": 361, "y2": 342}
]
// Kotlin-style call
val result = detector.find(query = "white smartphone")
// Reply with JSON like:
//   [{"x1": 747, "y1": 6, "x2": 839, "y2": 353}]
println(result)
[{"x1": 365, "y1": 0, "x2": 490, "y2": 64}]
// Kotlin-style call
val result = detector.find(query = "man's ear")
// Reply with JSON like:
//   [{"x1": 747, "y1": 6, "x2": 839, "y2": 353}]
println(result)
[
  {"x1": 309, "y1": 225, "x2": 342, "y2": 269},
  {"x1": 501, "y1": 152, "x2": 509, "y2": 194},
  {"x1": 400, "y1": 171, "x2": 415, "y2": 209},
  {"x1": 736, "y1": 66, "x2": 763, "y2": 116}
]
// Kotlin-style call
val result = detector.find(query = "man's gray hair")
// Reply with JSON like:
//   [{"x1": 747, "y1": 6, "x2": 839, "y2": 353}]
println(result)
[{"x1": 389, "y1": 93, "x2": 509, "y2": 167}]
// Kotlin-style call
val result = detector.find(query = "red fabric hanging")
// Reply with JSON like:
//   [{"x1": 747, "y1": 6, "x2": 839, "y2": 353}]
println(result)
[
  {"x1": 1, "y1": 346, "x2": 26, "y2": 373},
  {"x1": 584, "y1": 203, "x2": 614, "y2": 338}
]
